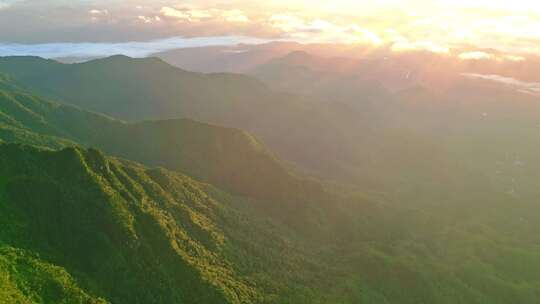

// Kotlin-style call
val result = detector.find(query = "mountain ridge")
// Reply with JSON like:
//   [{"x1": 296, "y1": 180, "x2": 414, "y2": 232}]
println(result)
[{"x1": 0, "y1": 84, "x2": 324, "y2": 206}]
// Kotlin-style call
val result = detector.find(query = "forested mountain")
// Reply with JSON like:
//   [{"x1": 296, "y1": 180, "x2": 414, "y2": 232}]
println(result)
[
  {"x1": 0, "y1": 79, "x2": 347, "y2": 302},
  {"x1": 3, "y1": 53, "x2": 540, "y2": 206},
  {"x1": 0, "y1": 143, "x2": 367, "y2": 303},
  {"x1": 0, "y1": 56, "x2": 360, "y2": 184},
  {"x1": 0, "y1": 56, "x2": 470, "y2": 195},
  {"x1": 0, "y1": 82, "x2": 322, "y2": 205},
  {"x1": 250, "y1": 51, "x2": 540, "y2": 201},
  {"x1": 0, "y1": 55, "x2": 273, "y2": 122},
  {"x1": 0, "y1": 144, "x2": 255, "y2": 303},
  {"x1": 3, "y1": 130, "x2": 540, "y2": 304},
  {"x1": 1, "y1": 57, "x2": 540, "y2": 304}
]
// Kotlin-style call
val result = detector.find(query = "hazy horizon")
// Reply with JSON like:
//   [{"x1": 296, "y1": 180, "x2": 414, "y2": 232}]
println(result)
[{"x1": 1, "y1": 0, "x2": 540, "y2": 57}]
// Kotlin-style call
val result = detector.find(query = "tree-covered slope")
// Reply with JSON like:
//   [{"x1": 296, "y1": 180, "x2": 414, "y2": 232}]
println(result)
[
  {"x1": 0, "y1": 144, "x2": 261, "y2": 303},
  {"x1": 0, "y1": 85, "x2": 322, "y2": 205},
  {"x1": 0, "y1": 246, "x2": 108, "y2": 304},
  {"x1": 0, "y1": 56, "x2": 394, "y2": 185},
  {"x1": 2, "y1": 59, "x2": 540, "y2": 304},
  {"x1": 0, "y1": 56, "x2": 481, "y2": 195},
  {"x1": 2, "y1": 143, "x2": 540, "y2": 304},
  {"x1": 0, "y1": 55, "x2": 272, "y2": 122}
]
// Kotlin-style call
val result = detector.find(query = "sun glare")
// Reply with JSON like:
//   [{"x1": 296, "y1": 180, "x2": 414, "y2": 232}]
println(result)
[{"x1": 255, "y1": 0, "x2": 540, "y2": 55}]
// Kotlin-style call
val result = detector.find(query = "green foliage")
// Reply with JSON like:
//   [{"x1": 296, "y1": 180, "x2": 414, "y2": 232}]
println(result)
[
  {"x1": 0, "y1": 58, "x2": 540, "y2": 304},
  {"x1": 0, "y1": 56, "x2": 271, "y2": 122},
  {"x1": 0, "y1": 85, "x2": 322, "y2": 206},
  {"x1": 2, "y1": 143, "x2": 540, "y2": 304},
  {"x1": 0, "y1": 246, "x2": 107, "y2": 304},
  {"x1": 0, "y1": 55, "x2": 492, "y2": 200},
  {"x1": 0, "y1": 144, "x2": 256, "y2": 303}
]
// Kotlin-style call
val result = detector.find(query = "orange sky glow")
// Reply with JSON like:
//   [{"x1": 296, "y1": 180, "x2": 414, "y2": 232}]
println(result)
[
  {"x1": 1, "y1": 0, "x2": 539, "y2": 62},
  {"x1": 145, "y1": 0, "x2": 540, "y2": 58}
]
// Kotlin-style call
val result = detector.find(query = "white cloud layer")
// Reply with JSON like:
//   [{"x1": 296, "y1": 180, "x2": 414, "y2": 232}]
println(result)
[
  {"x1": 160, "y1": 6, "x2": 249, "y2": 23},
  {"x1": 89, "y1": 9, "x2": 108, "y2": 15},
  {"x1": 0, "y1": 36, "x2": 270, "y2": 59},
  {"x1": 0, "y1": 0, "x2": 20, "y2": 9},
  {"x1": 268, "y1": 14, "x2": 382, "y2": 44},
  {"x1": 459, "y1": 51, "x2": 493, "y2": 60},
  {"x1": 463, "y1": 73, "x2": 540, "y2": 95}
]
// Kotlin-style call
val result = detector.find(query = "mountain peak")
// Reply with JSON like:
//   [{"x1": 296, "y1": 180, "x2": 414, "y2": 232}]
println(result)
[
  {"x1": 280, "y1": 50, "x2": 313, "y2": 64},
  {"x1": 260, "y1": 50, "x2": 314, "y2": 67},
  {"x1": 102, "y1": 54, "x2": 132, "y2": 61},
  {"x1": 285, "y1": 50, "x2": 311, "y2": 58},
  {"x1": 85, "y1": 54, "x2": 164, "y2": 65}
]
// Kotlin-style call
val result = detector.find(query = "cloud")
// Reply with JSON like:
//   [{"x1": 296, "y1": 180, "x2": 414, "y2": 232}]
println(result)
[
  {"x1": 1, "y1": 0, "x2": 540, "y2": 58},
  {"x1": 160, "y1": 6, "x2": 191, "y2": 20},
  {"x1": 269, "y1": 15, "x2": 306, "y2": 32},
  {"x1": 392, "y1": 40, "x2": 449, "y2": 53},
  {"x1": 160, "y1": 6, "x2": 249, "y2": 23},
  {"x1": 136, "y1": 15, "x2": 161, "y2": 24},
  {"x1": 89, "y1": 9, "x2": 109, "y2": 15},
  {"x1": 137, "y1": 16, "x2": 153, "y2": 24},
  {"x1": 269, "y1": 15, "x2": 341, "y2": 34},
  {"x1": 186, "y1": 9, "x2": 213, "y2": 20},
  {"x1": 458, "y1": 51, "x2": 527, "y2": 62},
  {"x1": 503, "y1": 55, "x2": 526, "y2": 62},
  {"x1": 221, "y1": 9, "x2": 249, "y2": 23},
  {"x1": 463, "y1": 73, "x2": 540, "y2": 95},
  {"x1": 88, "y1": 8, "x2": 110, "y2": 23},
  {"x1": 459, "y1": 51, "x2": 493, "y2": 60},
  {"x1": 268, "y1": 14, "x2": 381, "y2": 44},
  {"x1": 347, "y1": 25, "x2": 382, "y2": 45},
  {"x1": 0, "y1": 0, "x2": 21, "y2": 10},
  {"x1": 0, "y1": 36, "x2": 271, "y2": 59}
]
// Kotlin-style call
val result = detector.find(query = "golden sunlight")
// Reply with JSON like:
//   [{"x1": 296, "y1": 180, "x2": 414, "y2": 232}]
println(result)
[{"x1": 255, "y1": 0, "x2": 540, "y2": 55}]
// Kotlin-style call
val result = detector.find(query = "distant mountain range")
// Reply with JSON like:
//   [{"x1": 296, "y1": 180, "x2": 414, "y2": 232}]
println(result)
[
  {"x1": 0, "y1": 79, "x2": 323, "y2": 205},
  {"x1": 3, "y1": 53, "x2": 540, "y2": 199},
  {"x1": 0, "y1": 55, "x2": 471, "y2": 192}
]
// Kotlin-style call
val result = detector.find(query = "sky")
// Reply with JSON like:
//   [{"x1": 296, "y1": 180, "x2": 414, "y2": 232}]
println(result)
[{"x1": 1, "y1": 0, "x2": 539, "y2": 58}]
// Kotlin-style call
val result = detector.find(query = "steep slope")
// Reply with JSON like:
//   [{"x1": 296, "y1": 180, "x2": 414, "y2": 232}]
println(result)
[
  {"x1": 96, "y1": 119, "x2": 323, "y2": 203},
  {"x1": 0, "y1": 55, "x2": 272, "y2": 122},
  {"x1": 0, "y1": 246, "x2": 107, "y2": 304},
  {"x1": 0, "y1": 56, "x2": 451, "y2": 193},
  {"x1": 4, "y1": 55, "x2": 539, "y2": 205},
  {"x1": 0, "y1": 56, "x2": 350, "y2": 185},
  {"x1": 0, "y1": 86, "x2": 322, "y2": 205},
  {"x1": 0, "y1": 55, "x2": 485, "y2": 196},
  {"x1": 3, "y1": 144, "x2": 540, "y2": 304},
  {"x1": 0, "y1": 144, "x2": 258, "y2": 303}
]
